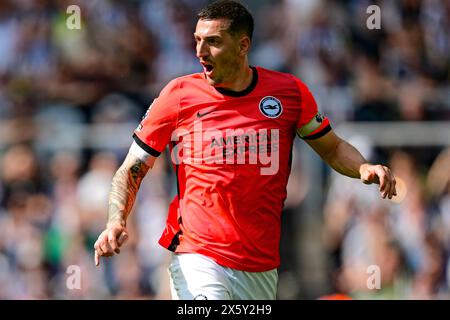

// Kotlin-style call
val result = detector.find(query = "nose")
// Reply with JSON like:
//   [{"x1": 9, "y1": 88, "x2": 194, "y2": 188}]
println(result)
[{"x1": 196, "y1": 40, "x2": 209, "y2": 59}]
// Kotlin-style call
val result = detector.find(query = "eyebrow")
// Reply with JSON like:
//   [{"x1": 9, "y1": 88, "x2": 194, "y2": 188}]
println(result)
[{"x1": 193, "y1": 34, "x2": 222, "y2": 39}]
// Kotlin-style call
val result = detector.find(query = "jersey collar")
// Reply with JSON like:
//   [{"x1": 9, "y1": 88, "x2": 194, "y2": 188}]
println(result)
[{"x1": 214, "y1": 66, "x2": 258, "y2": 97}]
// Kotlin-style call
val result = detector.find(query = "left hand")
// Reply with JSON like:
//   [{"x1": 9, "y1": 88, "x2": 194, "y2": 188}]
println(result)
[{"x1": 359, "y1": 163, "x2": 397, "y2": 199}]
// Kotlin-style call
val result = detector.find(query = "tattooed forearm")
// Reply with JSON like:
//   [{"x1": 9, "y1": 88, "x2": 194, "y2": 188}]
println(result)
[{"x1": 107, "y1": 155, "x2": 150, "y2": 226}]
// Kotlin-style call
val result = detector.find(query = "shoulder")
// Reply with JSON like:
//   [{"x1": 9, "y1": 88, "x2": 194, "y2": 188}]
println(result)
[
  {"x1": 256, "y1": 66, "x2": 292, "y2": 78},
  {"x1": 169, "y1": 73, "x2": 205, "y2": 87},
  {"x1": 263, "y1": 67, "x2": 313, "y2": 96},
  {"x1": 256, "y1": 66, "x2": 302, "y2": 90},
  {"x1": 159, "y1": 73, "x2": 205, "y2": 95}
]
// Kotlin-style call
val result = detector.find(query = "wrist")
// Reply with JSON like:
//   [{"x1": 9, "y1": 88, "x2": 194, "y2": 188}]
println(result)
[
  {"x1": 359, "y1": 163, "x2": 371, "y2": 177},
  {"x1": 107, "y1": 218, "x2": 126, "y2": 229}
]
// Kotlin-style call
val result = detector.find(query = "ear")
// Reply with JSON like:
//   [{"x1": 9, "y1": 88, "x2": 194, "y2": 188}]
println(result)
[{"x1": 238, "y1": 36, "x2": 251, "y2": 56}]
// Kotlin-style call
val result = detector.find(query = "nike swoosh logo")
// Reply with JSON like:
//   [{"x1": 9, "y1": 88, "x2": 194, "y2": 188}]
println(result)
[{"x1": 197, "y1": 110, "x2": 215, "y2": 118}]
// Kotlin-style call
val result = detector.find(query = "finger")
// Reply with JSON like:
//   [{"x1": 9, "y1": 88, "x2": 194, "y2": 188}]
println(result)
[
  {"x1": 391, "y1": 173, "x2": 397, "y2": 197},
  {"x1": 95, "y1": 250, "x2": 100, "y2": 266},
  {"x1": 386, "y1": 179, "x2": 392, "y2": 199},
  {"x1": 361, "y1": 170, "x2": 373, "y2": 184},
  {"x1": 383, "y1": 170, "x2": 392, "y2": 199},
  {"x1": 383, "y1": 184, "x2": 390, "y2": 199},
  {"x1": 385, "y1": 168, "x2": 394, "y2": 199},
  {"x1": 102, "y1": 252, "x2": 114, "y2": 257},
  {"x1": 376, "y1": 166, "x2": 387, "y2": 194},
  {"x1": 384, "y1": 169, "x2": 395, "y2": 199},
  {"x1": 95, "y1": 241, "x2": 104, "y2": 256},
  {"x1": 118, "y1": 231, "x2": 129, "y2": 247},
  {"x1": 100, "y1": 242, "x2": 112, "y2": 255},
  {"x1": 108, "y1": 229, "x2": 119, "y2": 252}
]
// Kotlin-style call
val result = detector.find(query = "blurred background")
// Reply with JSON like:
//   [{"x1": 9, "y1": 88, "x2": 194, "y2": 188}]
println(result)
[{"x1": 0, "y1": 0, "x2": 449, "y2": 299}]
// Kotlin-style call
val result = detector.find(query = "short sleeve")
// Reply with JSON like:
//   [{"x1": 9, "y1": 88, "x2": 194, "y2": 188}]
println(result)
[
  {"x1": 294, "y1": 77, "x2": 331, "y2": 140},
  {"x1": 133, "y1": 79, "x2": 180, "y2": 156}
]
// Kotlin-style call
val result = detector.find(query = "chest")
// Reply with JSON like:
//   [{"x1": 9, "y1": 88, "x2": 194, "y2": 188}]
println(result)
[{"x1": 177, "y1": 93, "x2": 301, "y2": 134}]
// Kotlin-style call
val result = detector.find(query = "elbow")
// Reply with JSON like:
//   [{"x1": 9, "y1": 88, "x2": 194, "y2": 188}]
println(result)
[{"x1": 322, "y1": 138, "x2": 342, "y2": 165}]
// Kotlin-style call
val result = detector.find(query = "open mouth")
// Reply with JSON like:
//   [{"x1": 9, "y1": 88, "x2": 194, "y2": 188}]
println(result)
[{"x1": 201, "y1": 62, "x2": 214, "y2": 75}]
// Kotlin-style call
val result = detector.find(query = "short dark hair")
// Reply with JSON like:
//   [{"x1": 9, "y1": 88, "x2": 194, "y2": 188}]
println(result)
[{"x1": 197, "y1": 0, "x2": 254, "y2": 40}]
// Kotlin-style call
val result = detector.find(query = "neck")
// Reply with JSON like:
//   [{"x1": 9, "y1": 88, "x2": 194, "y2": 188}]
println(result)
[{"x1": 216, "y1": 60, "x2": 253, "y2": 92}]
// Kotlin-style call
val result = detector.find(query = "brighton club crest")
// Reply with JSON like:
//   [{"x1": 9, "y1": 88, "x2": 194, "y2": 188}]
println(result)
[{"x1": 259, "y1": 96, "x2": 283, "y2": 118}]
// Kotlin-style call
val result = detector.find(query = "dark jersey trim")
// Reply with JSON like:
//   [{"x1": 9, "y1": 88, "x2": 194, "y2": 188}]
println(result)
[
  {"x1": 132, "y1": 133, "x2": 162, "y2": 157},
  {"x1": 302, "y1": 124, "x2": 332, "y2": 140},
  {"x1": 172, "y1": 141, "x2": 181, "y2": 199},
  {"x1": 167, "y1": 230, "x2": 182, "y2": 252},
  {"x1": 215, "y1": 66, "x2": 258, "y2": 97},
  {"x1": 167, "y1": 141, "x2": 182, "y2": 252}
]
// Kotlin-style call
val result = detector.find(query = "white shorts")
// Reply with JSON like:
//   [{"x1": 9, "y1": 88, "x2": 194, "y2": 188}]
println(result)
[{"x1": 168, "y1": 253, "x2": 278, "y2": 300}]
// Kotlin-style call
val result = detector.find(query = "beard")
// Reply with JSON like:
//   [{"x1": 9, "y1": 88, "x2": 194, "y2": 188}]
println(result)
[{"x1": 204, "y1": 68, "x2": 224, "y2": 87}]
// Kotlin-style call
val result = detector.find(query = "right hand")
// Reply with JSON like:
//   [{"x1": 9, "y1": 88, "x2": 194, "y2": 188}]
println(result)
[
  {"x1": 359, "y1": 163, "x2": 397, "y2": 199},
  {"x1": 94, "y1": 221, "x2": 129, "y2": 266}
]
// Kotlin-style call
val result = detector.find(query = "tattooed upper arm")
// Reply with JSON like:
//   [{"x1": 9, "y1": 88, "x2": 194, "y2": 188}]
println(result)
[
  {"x1": 107, "y1": 152, "x2": 154, "y2": 225},
  {"x1": 122, "y1": 152, "x2": 153, "y2": 179}
]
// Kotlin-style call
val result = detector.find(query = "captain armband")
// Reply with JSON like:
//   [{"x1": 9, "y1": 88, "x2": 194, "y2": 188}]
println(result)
[{"x1": 297, "y1": 112, "x2": 331, "y2": 139}]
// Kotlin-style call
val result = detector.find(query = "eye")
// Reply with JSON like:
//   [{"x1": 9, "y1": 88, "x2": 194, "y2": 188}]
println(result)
[{"x1": 207, "y1": 38, "x2": 220, "y2": 46}]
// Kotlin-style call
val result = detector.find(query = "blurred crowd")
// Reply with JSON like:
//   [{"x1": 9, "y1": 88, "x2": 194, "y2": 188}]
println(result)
[{"x1": 0, "y1": 0, "x2": 449, "y2": 299}]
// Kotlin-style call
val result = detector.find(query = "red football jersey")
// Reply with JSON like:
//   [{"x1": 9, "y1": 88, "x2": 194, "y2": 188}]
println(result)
[{"x1": 133, "y1": 67, "x2": 330, "y2": 272}]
